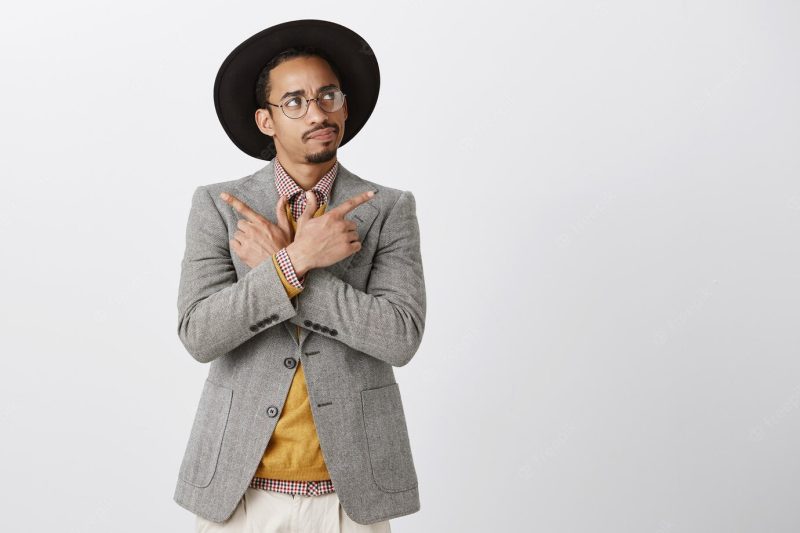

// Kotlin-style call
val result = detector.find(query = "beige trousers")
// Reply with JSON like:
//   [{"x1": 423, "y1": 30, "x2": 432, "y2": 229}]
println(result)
[{"x1": 195, "y1": 487, "x2": 392, "y2": 533}]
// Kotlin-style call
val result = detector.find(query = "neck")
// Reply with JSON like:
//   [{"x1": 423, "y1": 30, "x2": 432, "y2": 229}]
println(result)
[{"x1": 276, "y1": 155, "x2": 337, "y2": 191}]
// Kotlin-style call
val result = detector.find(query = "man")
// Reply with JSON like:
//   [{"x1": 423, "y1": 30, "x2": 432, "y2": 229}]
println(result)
[{"x1": 173, "y1": 19, "x2": 427, "y2": 532}]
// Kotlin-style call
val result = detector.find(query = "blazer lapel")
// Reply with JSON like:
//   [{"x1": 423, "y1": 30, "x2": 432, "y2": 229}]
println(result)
[{"x1": 236, "y1": 161, "x2": 281, "y2": 226}]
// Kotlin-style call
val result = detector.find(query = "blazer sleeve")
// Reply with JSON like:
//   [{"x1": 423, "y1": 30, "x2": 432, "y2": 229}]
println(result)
[
  {"x1": 177, "y1": 185, "x2": 298, "y2": 363},
  {"x1": 287, "y1": 190, "x2": 426, "y2": 367}
]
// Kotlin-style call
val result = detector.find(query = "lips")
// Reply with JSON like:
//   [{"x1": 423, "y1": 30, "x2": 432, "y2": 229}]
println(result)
[{"x1": 308, "y1": 127, "x2": 336, "y2": 141}]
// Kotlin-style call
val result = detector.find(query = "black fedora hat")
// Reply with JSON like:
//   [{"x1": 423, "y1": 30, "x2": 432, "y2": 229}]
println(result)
[{"x1": 213, "y1": 19, "x2": 380, "y2": 161}]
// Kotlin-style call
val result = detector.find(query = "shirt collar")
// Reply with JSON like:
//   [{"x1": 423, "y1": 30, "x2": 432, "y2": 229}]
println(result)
[{"x1": 273, "y1": 156, "x2": 338, "y2": 206}]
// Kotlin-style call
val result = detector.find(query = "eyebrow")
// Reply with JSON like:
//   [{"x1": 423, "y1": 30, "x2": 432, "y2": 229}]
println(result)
[{"x1": 279, "y1": 84, "x2": 339, "y2": 101}]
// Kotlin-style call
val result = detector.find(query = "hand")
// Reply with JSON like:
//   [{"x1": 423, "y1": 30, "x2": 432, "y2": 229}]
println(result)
[
  {"x1": 286, "y1": 189, "x2": 376, "y2": 276},
  {"x1": 220, "y1": 192, "x2": 294, "y2": 269}
]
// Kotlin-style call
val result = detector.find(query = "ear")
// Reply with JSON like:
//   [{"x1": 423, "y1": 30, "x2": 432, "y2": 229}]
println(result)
[
  {"x1": 255, "y1": 108, "x2": 275, "y2": 137},
  {"x1": 343, "y1": 98, "x2": 349, "y2": 121}
]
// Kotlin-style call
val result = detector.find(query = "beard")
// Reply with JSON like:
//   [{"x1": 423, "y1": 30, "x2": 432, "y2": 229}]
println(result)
[{"x1": 305, "y1": 145, "x2": 337, "y2": 164}]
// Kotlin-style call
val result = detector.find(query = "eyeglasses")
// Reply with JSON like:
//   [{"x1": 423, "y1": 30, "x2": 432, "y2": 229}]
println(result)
[{"x1": 266, "y1": 88, "x2": 347, "y2": 119}]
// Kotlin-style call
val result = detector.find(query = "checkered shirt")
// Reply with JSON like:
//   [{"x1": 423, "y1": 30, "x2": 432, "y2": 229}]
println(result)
[{"x1": 249, "y1": 476, "x2": 336, "y2": 497}]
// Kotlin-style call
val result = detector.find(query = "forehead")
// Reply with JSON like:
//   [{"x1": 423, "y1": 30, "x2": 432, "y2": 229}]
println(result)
[{"x1": 269, "y1": 56, "x2": 340, "y2": 94}]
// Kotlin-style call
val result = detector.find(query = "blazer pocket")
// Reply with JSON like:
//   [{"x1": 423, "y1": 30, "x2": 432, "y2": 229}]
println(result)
[
  {"x1": 360, "y1": 382, "x2": 418, "y2": 492},
  {"x1": 178, "y1": 378, "x2": 234, "y2": 488}
]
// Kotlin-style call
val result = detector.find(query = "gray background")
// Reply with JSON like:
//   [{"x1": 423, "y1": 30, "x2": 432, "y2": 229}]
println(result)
[{"x1": 1, "y1": 1, "x2": 798, "y2": 532}]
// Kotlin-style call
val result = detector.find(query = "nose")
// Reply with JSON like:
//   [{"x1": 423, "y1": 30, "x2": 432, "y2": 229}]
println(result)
[{"x1": 305, "y1": 98, "x2": 327, "y2": 123}]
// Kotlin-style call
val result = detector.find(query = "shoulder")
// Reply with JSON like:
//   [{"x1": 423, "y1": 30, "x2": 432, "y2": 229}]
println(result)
[{"x1": 197, "y1": 173, "x2": 258, "y2": 197}]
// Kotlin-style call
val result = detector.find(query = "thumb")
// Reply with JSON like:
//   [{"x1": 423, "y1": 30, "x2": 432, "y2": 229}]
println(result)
[
  {"x1": 275, "y1": 195, "x2": 293, "y2": 239},
  {"x1": 299, "y1": 190, "x2": 318, "y2": 222}
]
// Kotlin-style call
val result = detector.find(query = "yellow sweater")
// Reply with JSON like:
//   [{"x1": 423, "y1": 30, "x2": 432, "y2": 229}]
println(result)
[{"x1": 254, "y1": 200, "x2": 330, "y2": 480}]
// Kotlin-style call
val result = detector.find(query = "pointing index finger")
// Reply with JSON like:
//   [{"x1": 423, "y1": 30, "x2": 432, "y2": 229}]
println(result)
[
  {"x1": 220, "y1": 192, "x2": 266, "y2": 224},
  {"x1": 328, "y1": 190, "x2": 376, "y2": 218}
]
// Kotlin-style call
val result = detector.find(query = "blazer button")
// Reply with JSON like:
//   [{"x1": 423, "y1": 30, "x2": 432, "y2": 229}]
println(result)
[
  {"x1": 249, "y1": 325, "x2": 259, "y2": 332},
  {"x1": 270, "y1": 314, "x2": 279, "y2": 321},
  {"x1": 284, "y1": 357, "x2": 296, "y2": 369},
  {"x1": 257, "y1": 319, "x2": 269, "y2": 327},
  {"x1": 312, "y1": 323, "x2": 320, "y2": 330},
  {"x1": 266, "y1": 405, "x2": 279, "y2": 418},
  {"x1": 330, "y1": 329, "x2": 338, "y2": 336},
  {"x1": 303, "y1": 320, "x2": 312, "y2": 327},
  {"x1": 321, "y1": 326, "x2": 330, "y2": 333}
]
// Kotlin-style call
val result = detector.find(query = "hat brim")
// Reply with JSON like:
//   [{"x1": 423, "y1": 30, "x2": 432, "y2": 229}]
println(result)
[{"x1": 214, "y1": 19, "x2": 380, "y2": 160}]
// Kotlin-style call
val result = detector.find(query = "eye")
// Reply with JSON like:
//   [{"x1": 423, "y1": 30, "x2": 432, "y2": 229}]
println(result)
[
  {"x1": 320, "y1": 91, "x2": 336, "y2": 100},
  {"x1": 284, "y1": 97, "x2": 301, "y2": 107}
]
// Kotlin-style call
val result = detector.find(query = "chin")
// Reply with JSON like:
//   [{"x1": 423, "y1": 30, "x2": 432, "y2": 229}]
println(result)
[{"x1": 305, "y1": 147, "x2": 338, "y2": 164}]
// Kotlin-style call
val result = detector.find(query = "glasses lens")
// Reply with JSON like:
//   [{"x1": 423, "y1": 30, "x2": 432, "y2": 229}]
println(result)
[
  {"x1": 282, "y1": 96, "x2": 307, "y2": 119},
  {"x1": 318, "y1": 90, "x2": 344, "y2": 113}
]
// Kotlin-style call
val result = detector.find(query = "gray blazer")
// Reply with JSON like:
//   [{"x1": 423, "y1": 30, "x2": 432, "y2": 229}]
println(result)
[{"x1": 172, "y1": 159, "x2": 426, "y2": 525}]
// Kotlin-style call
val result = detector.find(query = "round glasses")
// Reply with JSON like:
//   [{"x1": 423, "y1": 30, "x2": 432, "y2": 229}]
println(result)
[{"x1": 266, "y1": 88, "x2": 347, "y2": 119}]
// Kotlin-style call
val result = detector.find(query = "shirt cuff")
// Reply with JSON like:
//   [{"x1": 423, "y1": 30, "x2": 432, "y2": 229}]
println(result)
[{"x1": 275, "y1": 247, "x2": 305, "y2": 290}]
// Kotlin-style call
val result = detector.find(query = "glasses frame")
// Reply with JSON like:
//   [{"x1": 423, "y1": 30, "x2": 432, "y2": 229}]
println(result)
[{"x1": 266, "y1": 88, "x2": 347, "y2": 119}]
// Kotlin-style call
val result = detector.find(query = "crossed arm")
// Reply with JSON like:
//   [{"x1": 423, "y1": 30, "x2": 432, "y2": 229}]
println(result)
[{"x1": 177, "y1": 186, "x2": 426, "y2": 367}]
